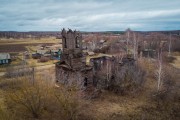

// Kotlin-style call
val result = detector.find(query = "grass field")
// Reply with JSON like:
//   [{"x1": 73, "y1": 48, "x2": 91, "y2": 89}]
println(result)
[
  {"x1": 171, "y1": 56, "x2": 180, "y2": 69},
  {"x1": 0, "y1": 37, "x2": 61, "y2": 72},
  {"x1": 0, "y1": 37, "x2": 61, "y2": 53},
  {"x1": 0, "y1": 37, "x2": 60, "y2": 45}
]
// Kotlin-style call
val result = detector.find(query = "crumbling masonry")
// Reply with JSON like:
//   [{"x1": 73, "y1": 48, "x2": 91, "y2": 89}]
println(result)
[{"x1": 55, "y1": 29, "x2": 94, "y2": 90}]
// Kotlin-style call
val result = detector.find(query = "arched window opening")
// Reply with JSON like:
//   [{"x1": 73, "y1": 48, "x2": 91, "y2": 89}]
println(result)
[
  {"x1": 63, "y1": 36, "x2": 67, "y2": 48},
  {"x1": 75, "y1": 36, "x2": 79, "y2": 48}
]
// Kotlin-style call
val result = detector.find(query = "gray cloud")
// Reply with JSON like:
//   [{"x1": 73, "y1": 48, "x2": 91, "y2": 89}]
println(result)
[{"x1": 0, "y1": 0, "x2": 180, "y2": 31}]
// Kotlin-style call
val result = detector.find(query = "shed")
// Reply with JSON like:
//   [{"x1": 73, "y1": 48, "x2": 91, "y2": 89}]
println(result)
[{"x1": 36, "y1": 50, "x2": 49, "y2": 55}]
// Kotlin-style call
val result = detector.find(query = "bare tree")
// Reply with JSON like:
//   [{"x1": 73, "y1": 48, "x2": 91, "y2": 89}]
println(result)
[
  {"x1": 155, "y1": 49, "x2": 165, "y2": 91},
  {"x1": 168, "y1": 33, "x2": 172, "y2": 56},
  {"x1": 126, "y1": 29, "x2": 130, "y2": 55},
  {"x1": 133, "y1": 32, "x2": 137, "y2": 59},
  {"x1": 5, "y1": 73, "x2": 81, "y2": 120},
  {"x1": 6, "y1": 76, "x2": 51, "y2": 118},
  {"x1": 96, "y1": 56, "x2": 145, "y2": 94},
  {"x1": 106, "y1": 61, "x2": 112, "y2": 88}
]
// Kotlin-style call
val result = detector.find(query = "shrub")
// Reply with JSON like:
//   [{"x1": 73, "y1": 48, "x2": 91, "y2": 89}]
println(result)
[
  {"x1": 4, "y1": 75, "x2": 81, "y2": 120},
  {"x1": 5, "y1": 77, "x2": 51, "y2": 119},
  {"x1": 39, "y1": 56, "x2": 49, "y2": 62},
  {"x1": 111, "y1": 64, "x2": 146, "y2": 95},
  {"x1": 96, "y1": 60, "x2": 146, "y2": 95}
]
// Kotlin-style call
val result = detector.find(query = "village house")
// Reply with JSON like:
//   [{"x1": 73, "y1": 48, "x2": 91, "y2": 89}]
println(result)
[
  {"x1": 0, "y1": 53, "x2": 11, "y2": 65},
  {"x1": 32, "y1": 49, "x2": 61, "y2": 60},
  {"x1": 32, "y1": 50, "x2": 49, "y2": 59}
]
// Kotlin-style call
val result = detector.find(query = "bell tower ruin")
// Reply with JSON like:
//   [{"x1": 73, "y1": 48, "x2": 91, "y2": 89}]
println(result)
[
  {"x1": 56, "y1": 28, "x2": 94, "y2": 90},
  {"x1": 61, "y1": 28, "x2": 82, "y2": 52},
  {"x1": 60, "y1": 28, "x2": 85, "y2": 70}
]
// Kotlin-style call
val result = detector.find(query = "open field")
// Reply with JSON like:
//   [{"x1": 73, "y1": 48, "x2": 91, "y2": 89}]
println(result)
[
  {"x1": 0, "y1": 53, "x2": 58, "y2": 72},
  {"x1": 0, "y1": 37, "x2": 61, "y2": 53},
  {"x1": 0, "y1": 43, "x2": 57, "y2": 53},
  {"x1": 0, "y1": 37, "x2": 60, "y2": 45},
  {"x1": 0, "y1": 37, "x2": 61, "y2": 72}
]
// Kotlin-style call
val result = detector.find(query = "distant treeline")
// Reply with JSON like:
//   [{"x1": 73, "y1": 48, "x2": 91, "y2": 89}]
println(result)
[
  {"x1": 0, "y1": 30, "x2": 180, "y2": 39},
  {"x1": 0, "y1": 31, "x2": 61, "y2": 39}
]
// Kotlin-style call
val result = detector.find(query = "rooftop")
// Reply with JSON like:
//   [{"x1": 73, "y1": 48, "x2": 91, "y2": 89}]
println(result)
[
  {"x1": 0, "y1": 53, "x2": 11, "y2": 60},
  {"x1": 86, "y1": 53, "x2": 113, "y2": 65}
]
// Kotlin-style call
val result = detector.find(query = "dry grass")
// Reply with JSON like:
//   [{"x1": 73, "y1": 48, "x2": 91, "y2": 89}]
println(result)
[
  {"x1": 80, "y1": 57, "x2": 180, "y2": 120},
  {"x1": 171, "y1": 55, "x2": 180, "y2": 69},
  {"x1": 26, "y1": 58, "x2": 57, "y2": 67},
  {"x1": 0, "y1": 37, "x2": 60, "y2": 45},
  {"x1": 81, "y1": 76, "x2": 155, "y2": 120},
  {"x1": 0, "y1": 37, "x2": 60, "y2": 72},
  {"x1": 83, "y1": 91, "x2": 147, "y2": 119},
  {"x1": 0, "y1": 56, "x2": 179, "y2": 120},
  {"x1": 0, "y1": 37, "x2": 61, "y2": 53},
  {"x1": 0, "y1": 74, "x2": 81, "y2": 120}
]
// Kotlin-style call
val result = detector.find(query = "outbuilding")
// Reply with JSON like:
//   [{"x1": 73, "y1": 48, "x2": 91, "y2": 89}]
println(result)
[{"x1": 0, "y1": 53, "x2": 11, "y2": 65}]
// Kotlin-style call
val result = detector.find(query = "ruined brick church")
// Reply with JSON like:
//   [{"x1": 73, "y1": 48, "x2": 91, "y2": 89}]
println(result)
[
  {"x1": 55, "y1": 29, "x2": 94, "y2": 89},
  {"x1": 55, "y1": 29, "x2": 136, "y2": 92}
]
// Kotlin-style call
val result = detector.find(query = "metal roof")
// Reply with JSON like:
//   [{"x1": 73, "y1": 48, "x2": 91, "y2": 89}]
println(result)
[
  {"x1": 0, "y1": 53, "x2": 11, "y2": 60},
  {"x1": 36, "y1": 50, "x2": 49, "y2": 54},
  {"x1": 86, "y1": 53, "x2": 113, "y2": 65}
]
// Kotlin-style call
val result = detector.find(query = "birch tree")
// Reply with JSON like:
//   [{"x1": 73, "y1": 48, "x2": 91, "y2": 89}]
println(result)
[
  {"x1": 133, "y1": 32, "x2": 137, "y2": 59},
  {"x1": 126, "y1": 29, "x2": 130, "y2": 55},
  {"x1": 155, "y1": 49, "x2": 165, "y2": 91},
  {"x1": 168, "y1": 33, "x2": 172, "y2": 56},
  {"x1": 106, "y1": 61, "x2": 112, "y2": 88}
]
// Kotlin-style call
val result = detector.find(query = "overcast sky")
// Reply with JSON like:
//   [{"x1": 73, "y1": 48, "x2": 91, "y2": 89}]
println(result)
[{"x1": 0, "y1": 0, "x2": 180, "y2": 31}]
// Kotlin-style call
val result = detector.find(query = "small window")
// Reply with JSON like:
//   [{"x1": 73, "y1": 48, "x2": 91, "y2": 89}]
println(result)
[{"x1": 84, "y1": 77, "x2": 88, "y2": 87}]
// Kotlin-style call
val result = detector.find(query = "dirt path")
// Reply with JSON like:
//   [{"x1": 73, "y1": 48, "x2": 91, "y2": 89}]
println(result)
[
  {"x1": 0, "y1": 72, "x2": 5, "y2": 77},
  {"x1": 0, "y1": 64, "x2": 55, "y2": 77}
]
